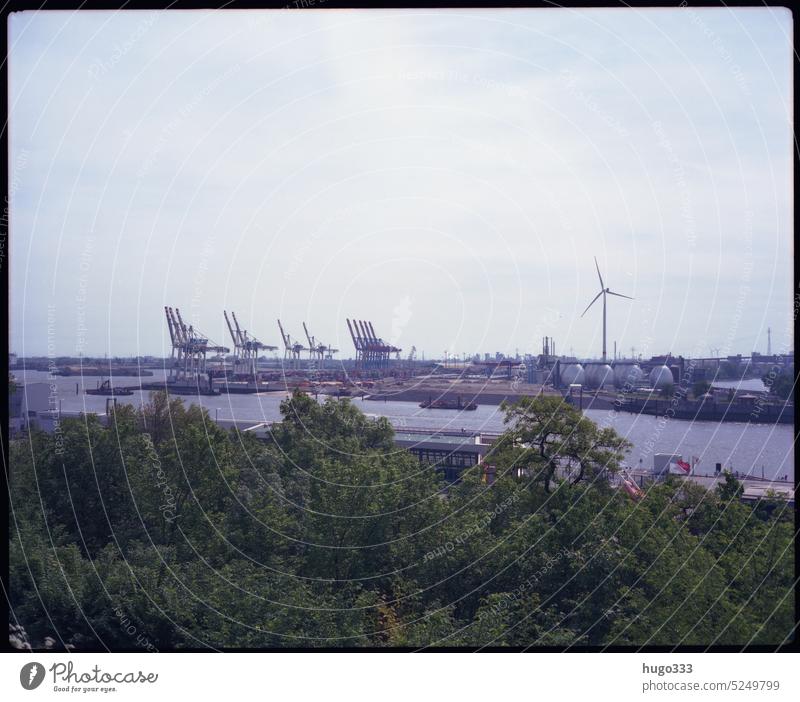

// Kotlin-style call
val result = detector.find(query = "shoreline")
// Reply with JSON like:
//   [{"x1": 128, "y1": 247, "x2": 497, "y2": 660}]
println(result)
[{"x1": 365, "y1": 388, "x2": 793, "y2": 424}]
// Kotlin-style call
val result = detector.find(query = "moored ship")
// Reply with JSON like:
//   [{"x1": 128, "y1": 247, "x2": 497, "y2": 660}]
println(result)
[
  {"x1": 85, "y1": 379, "x2": 134, "y2": 396},
  {"x1": 419, "y1": 395, "x2": 477, "y2": 411}
]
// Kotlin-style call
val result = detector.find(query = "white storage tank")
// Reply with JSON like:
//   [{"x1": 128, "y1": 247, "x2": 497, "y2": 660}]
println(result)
[
  {"x1": 560, "y1": 363, "x2": 585, "y2": 386},
  {"x1": 649, "y1": 365, "x2": 674, "y2": 390},
  {"x1": 613, "y1": 363, "x2": 643, "y2": 388},
  {"x1": 586, "y1": 363, "x2": 613, "y2": 388}
]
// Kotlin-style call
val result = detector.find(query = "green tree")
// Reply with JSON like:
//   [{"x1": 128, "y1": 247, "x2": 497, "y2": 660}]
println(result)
[
  {"x1": 763, "y1": 371, "x2": 794, "y2": 401},
  {"x1": 717, "y1": 471, "x2": 744, "y2": 502},
  {"x1": 494, "y1": 395, "x2": 631, "y2": 492},
  {"x1": 7, "y1": 389, "x2": 795, "y2": 649}
]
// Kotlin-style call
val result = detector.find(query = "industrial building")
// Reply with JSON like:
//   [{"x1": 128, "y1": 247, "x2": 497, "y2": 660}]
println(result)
[{"x1": 9, "y1": 382, "x2": 60, "y2": 435}]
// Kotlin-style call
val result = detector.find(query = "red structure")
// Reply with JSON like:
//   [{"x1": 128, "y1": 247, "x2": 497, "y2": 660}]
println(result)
[{"x1": 346, "y1": 318, "x2": 401, "y2": 370}]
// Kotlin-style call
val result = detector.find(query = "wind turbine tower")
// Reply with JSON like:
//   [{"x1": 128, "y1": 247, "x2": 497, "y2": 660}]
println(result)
[{"x1": 581, "y1": 257, "x2": 633, "y2": 362}]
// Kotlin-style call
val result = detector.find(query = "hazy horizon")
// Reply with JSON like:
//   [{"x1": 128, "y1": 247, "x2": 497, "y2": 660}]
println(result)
[{"x1": 8, "y1": 8, "x2": 793, "y2": 359}]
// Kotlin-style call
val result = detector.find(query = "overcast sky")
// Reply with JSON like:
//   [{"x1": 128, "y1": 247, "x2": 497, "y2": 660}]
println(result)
[{"x1": 9, "y1": 7, "x2": 793, "y2": 360}]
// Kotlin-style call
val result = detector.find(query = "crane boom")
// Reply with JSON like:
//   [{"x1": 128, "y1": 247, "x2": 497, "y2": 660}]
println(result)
[
  {"x1": 165, "y1": 306, "x2": 176, "y2": 346},
  {"x1": 231, "y1": 311, "x2": 245, "y2": 346},
  {"x1": 175, "y1": 308, "x2": 188, "y2": 338},
  {"x1": 277, "y1": 319, "x2": 291, "y2": 351},
  {"x1": 369, "y1": 321, "x2": 382, "y2": 345},
  {"x1": 346, "y1": 319, "x2": 360, "y2": 350},
  {"x1": 169, "y1": 308, "x2": 185, "y2": 344},
  {"x1": 357, "y1": 320, "x2": 371, "y2": 343},
  {"x1": 224, "y1": 311, "x2": 237, "y2": 347}
]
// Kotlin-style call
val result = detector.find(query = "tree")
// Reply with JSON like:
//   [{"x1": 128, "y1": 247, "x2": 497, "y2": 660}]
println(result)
[
  {"x1": 692, "y1": 380, "x2": 711, "y2": 398},
  {"x1": 495, "y1": 395, "x2": 631, "y2": 492},
  {"x1": 718, "y1": 361, "x2": 739, "y2": 379},
  {"x1": 7, "y1": 389, "x2": 795, "y2": 649},
  {"x1": 269, "y1": 391, "x2": 444, "y2": 583},
  {"x1": 763, "y1": 371, "x2": 794, "y2": 402},
  {"x1": 717, "y1": 471, "x2": 743, "y2": 502}
]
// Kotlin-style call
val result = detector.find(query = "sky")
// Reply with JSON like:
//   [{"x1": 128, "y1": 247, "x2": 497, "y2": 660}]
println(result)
[{"x1": 8, "y1": 7, "x2": 793, "y2": 360}]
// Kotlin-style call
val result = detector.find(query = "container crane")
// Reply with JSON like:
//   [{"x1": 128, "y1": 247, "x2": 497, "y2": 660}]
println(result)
[
  {"x1": 165, "y1": 306, "x2": 228, "y2": 383},
  {"x1": 225, "y1": 310, "x2": 277, "y2": 378},
  {"x1": 347, "y1": 319, "x2": 364, "y2": 366},
  {"x1": 303, "y1": 322, "x2": 322, "y2": 362},
  {"x1": 277, "y1": 319, "x2": 305, "y2": 369},
  {"x1": 346, "y1": 318, "x2": 401, "y2": 370},
  {"x1": 303, "y1": 322, "x2": 337, "y2": 369}
]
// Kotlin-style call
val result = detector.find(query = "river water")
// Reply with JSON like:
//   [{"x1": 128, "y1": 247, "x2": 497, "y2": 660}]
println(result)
[{"x1": 13, "y1": 370, "x2": 794, "y2": 482}]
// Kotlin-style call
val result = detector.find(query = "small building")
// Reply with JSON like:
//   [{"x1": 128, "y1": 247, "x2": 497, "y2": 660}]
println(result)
[
  {"x1": 226, "y1": 422, "x2": 496, "y2": 485},
  {"x1": 394, "y1": 431, "x2": 491, "y2": 484},
  {"x1": 652, "y1": 453, "x2": 683, "y2": 479},
  {"x1": 10, "y1": 382, "x2": 61, "y2": 435}
]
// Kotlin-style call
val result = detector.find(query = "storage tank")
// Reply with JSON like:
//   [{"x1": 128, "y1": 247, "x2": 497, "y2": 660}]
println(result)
[
  {"x1": 586, "y1": 363, "x2": 613, "y2": 388},
  {"x1": 613, "y1": 363, "x2": 643, "y2": 388},
  {"x1": 649, "y1": 365, "x2": 674, "y2": 390},
  {"x1": 560, "y1": 363, "x2": 585, "y2": 386}
]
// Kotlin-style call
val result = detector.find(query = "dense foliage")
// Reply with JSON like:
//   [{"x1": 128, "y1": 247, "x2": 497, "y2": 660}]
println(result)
[
  {"x1": 762, "y1": 371, "x2": 795, "y2": 402},
  {"x1": 8, "y1": 391, "x2": 794, "y2": 648}
]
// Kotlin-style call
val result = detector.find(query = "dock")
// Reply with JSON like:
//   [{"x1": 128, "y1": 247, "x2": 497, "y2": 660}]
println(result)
[{"x1": 626, "y1": 468, "x2": 795, "y2": 505}]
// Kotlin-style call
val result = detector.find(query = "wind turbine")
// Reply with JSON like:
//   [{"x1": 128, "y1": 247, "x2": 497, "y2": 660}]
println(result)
[{"x1": 581, "y1": 257, "x2": 633, "y2": 361}]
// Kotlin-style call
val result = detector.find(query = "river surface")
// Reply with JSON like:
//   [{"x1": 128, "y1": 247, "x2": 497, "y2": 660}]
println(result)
[{"x1": 13, "y1": 370, "x2": 794, "y2": 482}]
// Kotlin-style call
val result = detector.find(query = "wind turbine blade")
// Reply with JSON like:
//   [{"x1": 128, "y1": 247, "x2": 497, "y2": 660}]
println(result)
[
  {"x1": 606, "y1": 290, "x2": 633, "y2": 300},
  {"x1": 581, "y1": 290, "x2": 603, "y2": 317},
  {"x1": 594, "y1": 256, "x2": 604, "y2": 289}
]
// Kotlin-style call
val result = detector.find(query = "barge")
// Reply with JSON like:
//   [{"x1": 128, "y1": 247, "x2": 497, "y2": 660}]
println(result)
[
  {"x1": 419, "y1": 395, "x2": 477, "y2": 411},
  {"x1": 85, "y1": 380, "x2": 134, "y2": 397}
]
